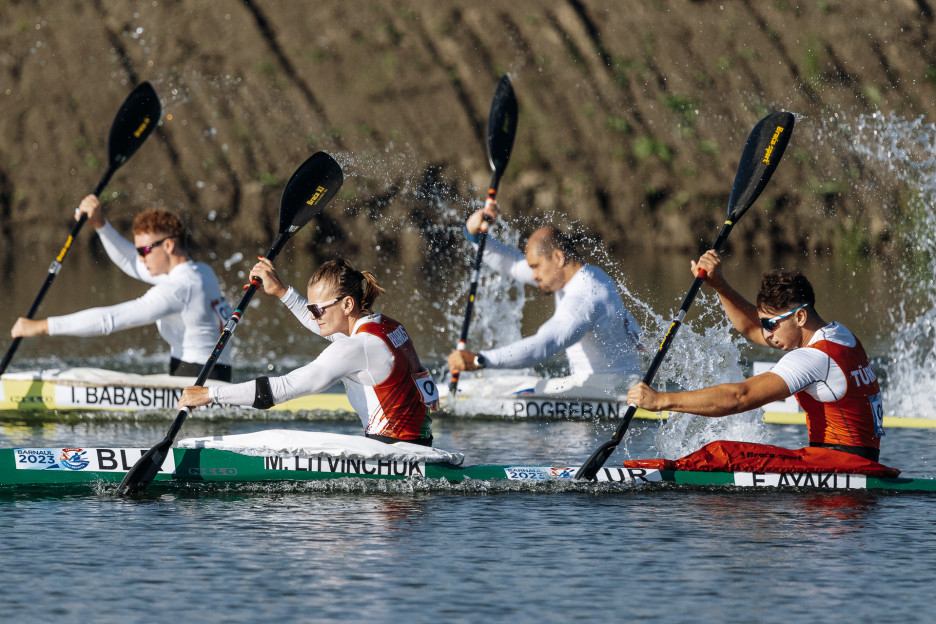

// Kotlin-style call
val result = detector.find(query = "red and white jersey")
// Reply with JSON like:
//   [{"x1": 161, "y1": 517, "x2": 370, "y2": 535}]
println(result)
[
  {"x1": 770, "y1": 322, "x2": 883, "y2": 449},
  {"x1": 210, "y1": 307, "x2": 438, "y2": 442},
  {"x1": 352, "y1": 315, "x2": 438, "y2": 440}
]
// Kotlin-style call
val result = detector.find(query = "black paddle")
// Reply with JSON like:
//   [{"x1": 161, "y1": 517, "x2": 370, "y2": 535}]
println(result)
[
  {"x1": 575, "y1": 111, "x2": 795, "y2": 481},
  {"x1": 448, "y1": 74, "x2": 519, "y2": 396},
  {"x1": 0, "y1": 81, "x2": 161, "y2": 375},
  {"x1": 116, "y1": 151, "x2": 344, "y2": 496}
]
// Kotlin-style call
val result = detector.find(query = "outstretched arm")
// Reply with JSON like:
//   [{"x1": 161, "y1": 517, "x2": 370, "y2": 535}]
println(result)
[{"x1": 627, "y1": 372, "x2": 791, "y2": 417}]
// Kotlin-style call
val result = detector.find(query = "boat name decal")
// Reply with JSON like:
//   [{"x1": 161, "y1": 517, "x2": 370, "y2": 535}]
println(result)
[
  {"x1": 264, "y1": 455, "x2": 425, "y2": 477},
  {"x1": 51, "y1": 385, "x2": 222, "y2": 410},
  {"x1": 511, "y1": 400, "x2": 621, "y2": 419},
  {"x1": 14, "y1": 448, "x2": 175, "y2": 473},
  {"x1": 734, "y1": 472, "x2": 867, "y2": 489},
  {"x1": 60, "y1": 385, "x2": 185, "y2": 409}
]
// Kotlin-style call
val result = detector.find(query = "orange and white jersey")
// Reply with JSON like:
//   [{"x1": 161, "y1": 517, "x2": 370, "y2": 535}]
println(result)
[{"x1": 770, "y1": 322, "x2": 883, "y2": 449}]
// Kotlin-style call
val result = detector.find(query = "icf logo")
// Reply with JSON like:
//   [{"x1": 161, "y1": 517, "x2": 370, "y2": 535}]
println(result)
[{"x1": 59, "y1": 448, "x2": 90, "y2": 470}]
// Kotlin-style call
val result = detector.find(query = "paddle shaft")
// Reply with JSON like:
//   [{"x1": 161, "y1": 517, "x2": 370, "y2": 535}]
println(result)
[
  {"x1": 576, "y1": 220, "x2": 735, "y2": 480},
  {"x1": 165, "y1": 232, "x2": 291, "y2": 442},
  {"x1": 0, "y1": 168, "x2": 118, "y2": 375},
  {"x1": 115, "y1": 233, "x2": 289, "y2": 497},
  {"x1": 448, "y1": 171, "x2": 501, "y2": 395}
]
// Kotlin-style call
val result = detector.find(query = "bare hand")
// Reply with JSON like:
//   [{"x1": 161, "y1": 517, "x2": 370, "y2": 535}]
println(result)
[
  {"x1": 465, "y1": 198, "x2": 500, "y2": 235},
  {"x1": 447, "y1": 350, "x2": 478, "y2": 373},
  {"x1": 245, "y1": 256, "x2": 287, "y2": 297},
  {"x1": 75, "y1": 194, "x2": 105, "y2": 229},
  {"x1": 690, "y1": 249, "x2": 726, "y2": 288},
  {"x1": 177, "y1": 386, "x2": 212, "y2": 411},
  {"x1": 627, "y1": 382, "x2": 665, "y2": 411},
  {"x1": 11, "y1": 318, "x2": 48, "y2": 338}
]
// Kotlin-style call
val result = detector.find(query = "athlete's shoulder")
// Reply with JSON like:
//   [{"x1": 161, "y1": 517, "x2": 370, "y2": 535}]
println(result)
[{"x1": 807, "y1": 322, "x2": 857, "y2": 348}]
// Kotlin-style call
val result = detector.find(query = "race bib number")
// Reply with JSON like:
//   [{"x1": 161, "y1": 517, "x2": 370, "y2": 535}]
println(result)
[
  {"x1": 869, "y1": 392, "x2": 885, "y2": 437},
  {"x1": 412, "y1": 370, "x2": 440, "y2": 411}
]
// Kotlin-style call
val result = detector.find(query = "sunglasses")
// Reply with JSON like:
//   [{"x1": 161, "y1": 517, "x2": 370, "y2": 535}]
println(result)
[
  {"x1": 135, "y1": 236, "x2": 172, "y2": 257},
  {"x1": 306, "y1": 298, "x2": 341, "y2": 319},
  {"x1": 759, "y1": 303, "x2": 808, "y2": 332}
]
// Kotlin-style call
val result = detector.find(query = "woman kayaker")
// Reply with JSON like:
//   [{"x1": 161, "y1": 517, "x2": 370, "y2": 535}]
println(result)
[
  {"x1": 10, "y1": 194, "x2": 234, "y2": 381},
  {"x1": 178, "y1": 257, "x2": 439, "y2": 445}
]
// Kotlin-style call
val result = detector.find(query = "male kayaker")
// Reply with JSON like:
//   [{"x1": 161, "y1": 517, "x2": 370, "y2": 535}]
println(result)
[
  {"x1": 628, "y1": 249, "x2": 884, "y2": 462},
  {"x1": 10, "y1": 195, "x2": 234, "y2": 381},
  {"x1": 446, "y1": 198, "x2": 644, "y2": 397}
]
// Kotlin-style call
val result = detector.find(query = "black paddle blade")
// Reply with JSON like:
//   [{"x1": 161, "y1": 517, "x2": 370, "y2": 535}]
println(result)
[
  {"x1": 115, "y1": 437, "x2": 171, "y2": 497},
  {"x1": 278, "y1": 151, "x2": 344, "y2": 236},
  {"x1": 576, "y1": 440, "x2": 618, "y2": 480},
  {"x1": 107, "y1": 81, "x2": 161, "y2": 169},
  {"x1": 726, "y1": 111, "x2": 794, "y2": 222},
  {"x1": 486, "y1": 75, "x2": 519, "y2": 184}
]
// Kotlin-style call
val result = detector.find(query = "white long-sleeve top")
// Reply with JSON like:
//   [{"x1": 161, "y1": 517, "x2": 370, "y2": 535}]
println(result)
[
  {"x1": 471, "y1": 232, "x2": 643, "y2": 376},
  {"x1": 46, "y1": 221, "x2": 233, "y2": 365},
  {"x1": 209, "y1": 287, "x2": 396, "y2": 430}
]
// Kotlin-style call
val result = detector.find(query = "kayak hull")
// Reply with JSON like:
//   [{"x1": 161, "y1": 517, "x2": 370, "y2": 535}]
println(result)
[{"x1": 5, "y1": 447, "x2": 934, "y2": 492}]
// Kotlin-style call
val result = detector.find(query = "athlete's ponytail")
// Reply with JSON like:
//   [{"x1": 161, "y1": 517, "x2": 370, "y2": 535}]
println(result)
[{"x1": 309, "y1": 258, "x2": 386, "y2": 313}]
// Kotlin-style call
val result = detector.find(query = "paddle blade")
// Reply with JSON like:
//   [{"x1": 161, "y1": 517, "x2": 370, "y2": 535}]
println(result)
[
  {"x1": 486, "y1": 75, "x2": 519, "y2": 182},
  {"x1": 576, "y1": 440, "x2": 618, "y2": 481},
  {"x1": 115, "y1": 437, "x2": 171, "y2": 496},
  {"x1": 107, "y1": 81, "x2": 162, "y2": 170},
  {"x1": 726, "y1": 111, "x2": 795, "y2": 222},
  {"x1": 278, "y1": 151, "x2": 344, "y2": 237}
]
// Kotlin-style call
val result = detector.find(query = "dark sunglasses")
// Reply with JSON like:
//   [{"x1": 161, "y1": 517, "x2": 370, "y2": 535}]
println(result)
[
  {"x1": 135, "y1": 236, "x2": 172, "y2": 257},
  {"x1": 759, "y1": 303, "x2": 808, "y2": 332},
  {"x1": 306, "y1": 298, "x2": 341, "y2": 319}
]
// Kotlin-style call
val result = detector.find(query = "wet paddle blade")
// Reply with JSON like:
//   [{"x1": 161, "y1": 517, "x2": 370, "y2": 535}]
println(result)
[
  {"x1": 278, "y1": 151, "x2": 344, "y2": 237},
  {"x1": 486, "y1": 74, "x2": 519, "y2": 188},
  {"x1": 115, "y1": 438, "x2": 171, "y2": 497},
  {"x1": 726, "y1": 111, "x2": 795, "y2": 222}
]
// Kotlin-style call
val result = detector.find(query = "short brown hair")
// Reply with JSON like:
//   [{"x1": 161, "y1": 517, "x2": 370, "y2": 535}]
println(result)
[
  {"x1": 132, "y1": 209, "x2": 185, "y2": 238},
  {"x1": 756, "y1": 269, "x2": 815, "y2": 312},
  {"x1": 309, "y1": 258, "x2": 385, "y2": 311},
  {"x1": 530, "y1": 227, "x2": 583, "y2": 264}
]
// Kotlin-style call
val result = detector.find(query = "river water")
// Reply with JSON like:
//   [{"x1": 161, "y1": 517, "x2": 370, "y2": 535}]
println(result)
[
  {"x1": 2, "y1": 112, "x2": 936, "y2": 621},
  {"x1": 1, "y1": 416, "x2": 935, "y2": 623}
]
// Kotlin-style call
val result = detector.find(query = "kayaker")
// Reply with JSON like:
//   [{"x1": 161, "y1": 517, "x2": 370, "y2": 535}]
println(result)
[
  {"x1": 10, "y1": 194, "x2": 234, "y2": 381},
  {"x1": 627, "y1": 249, "x2": 884, "y2": 461},
  {"x1": 446, "y1": 197, "x2": 644, "y2": 396},
  {"x1": 178, "y1": 257, "x2": 439, "y2": 445}
]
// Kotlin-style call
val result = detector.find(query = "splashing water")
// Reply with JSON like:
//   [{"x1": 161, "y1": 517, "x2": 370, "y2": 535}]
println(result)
[{"x1": 848, "y1": 112, "x2": 936, "y2": 418}]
